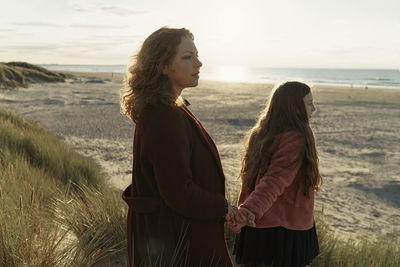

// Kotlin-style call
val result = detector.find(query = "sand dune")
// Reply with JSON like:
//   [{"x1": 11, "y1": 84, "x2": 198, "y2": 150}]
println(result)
[{"x1": 1, "y1": 72, "x2": 399, "y2": 241}]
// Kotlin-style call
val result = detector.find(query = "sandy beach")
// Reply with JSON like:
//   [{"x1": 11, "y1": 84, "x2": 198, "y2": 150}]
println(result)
[{"x1": 1, "y1": 71, "x2": 399, "y2": 242}]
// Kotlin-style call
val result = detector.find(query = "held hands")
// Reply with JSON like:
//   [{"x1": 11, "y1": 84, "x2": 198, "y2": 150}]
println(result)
[{"x1": 225, "y1": 204, "x2": 256, "y2": 234}]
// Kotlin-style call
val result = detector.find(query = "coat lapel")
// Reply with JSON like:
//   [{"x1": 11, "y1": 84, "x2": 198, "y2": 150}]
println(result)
[{"x1": 180, "y1": 105, "x2": 225, "y2": 182}]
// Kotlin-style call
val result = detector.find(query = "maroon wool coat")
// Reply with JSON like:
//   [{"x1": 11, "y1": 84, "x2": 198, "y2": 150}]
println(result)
[{"x1": 122, "y1": 103, "x2": 233, "y2": 267}]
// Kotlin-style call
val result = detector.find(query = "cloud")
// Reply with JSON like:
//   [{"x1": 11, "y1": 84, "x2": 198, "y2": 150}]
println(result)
[
  {"x1": 13, "y1": 22, "x2": 61, "y2": 27},
  {"x1": 2, "y1": 43, "x2": 62, "y2": 51},
  {"x1": 331, "y1": 19, "x2": 348, "y2": 26},
  {"x1": 326, "y1": 45, "x2": 378, "y2": 55},
  {"x1": 11, "y1": 21, "x2": 125, "y2": 30},
  {"x1": 99, "y1": 6, "x2": 147, "y2": 16},
  {"x1": 85, "y1": 35, "x2": 141, "y2": 43},
  {"x1": 69, "y1": 24, "x2": 125, "y2": 29},
  {"x1": 73, "y1": 5, "x2": 147, "y2": 17},
  {"x1": 72, "y1": 7, "x2": 90, "y2": 13},
  {"x1": 2, "y1": 35, "x2": 138, "y2": 54}
]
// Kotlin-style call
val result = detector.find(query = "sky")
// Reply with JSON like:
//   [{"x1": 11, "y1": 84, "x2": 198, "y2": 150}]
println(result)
[{"x1": 1, "y1": 0, "x2": 399, "y2": 69}]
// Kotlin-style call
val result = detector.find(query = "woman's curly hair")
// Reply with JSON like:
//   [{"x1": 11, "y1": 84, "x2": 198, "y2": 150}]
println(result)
[{"x1": 121, "y1": 27, "x2": 193, "y2": 122}]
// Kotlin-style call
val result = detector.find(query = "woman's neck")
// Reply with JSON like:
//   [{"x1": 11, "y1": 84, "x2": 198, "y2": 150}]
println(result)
[{"x1": 172, "y1": 86, "x2": 184, "y2": 100}]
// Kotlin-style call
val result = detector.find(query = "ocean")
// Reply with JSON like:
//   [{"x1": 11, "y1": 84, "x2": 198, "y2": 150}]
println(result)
[{"x1": 41, "y1": 64, "x2": 400, "y2": 90}]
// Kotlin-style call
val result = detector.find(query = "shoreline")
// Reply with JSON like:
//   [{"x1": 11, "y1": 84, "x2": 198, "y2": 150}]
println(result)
[
  {"x1": 1, "y1": 71, "x2": 399, "y2": 242},
  {"x1": 200, "y1": 80, "x2": 400, "y2": 91},
  {"x1": 40, "y1": 65, "x2": 400, "y2": 91}
]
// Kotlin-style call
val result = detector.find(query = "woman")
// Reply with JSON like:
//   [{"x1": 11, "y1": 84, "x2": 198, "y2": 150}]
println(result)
[
  {"x1": 121, "y1": 27, "x2": 234, "y2": 267},
  {"x1": 232, "y1": 81, "x2": 322, "y2": 267}
]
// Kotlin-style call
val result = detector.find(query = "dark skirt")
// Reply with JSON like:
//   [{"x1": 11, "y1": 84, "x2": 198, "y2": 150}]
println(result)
[{"x1": 233, "y1": 224, "x2": 319, "y2": 267}]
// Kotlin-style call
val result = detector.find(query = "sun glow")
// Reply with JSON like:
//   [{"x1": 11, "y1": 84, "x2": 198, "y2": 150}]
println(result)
[{"x1": 214, "y1": 65, "x2": 247, "y2": 82}]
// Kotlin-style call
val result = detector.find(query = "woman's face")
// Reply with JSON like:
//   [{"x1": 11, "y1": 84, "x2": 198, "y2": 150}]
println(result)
[
  {"x1": 163, "y1": 36, "x2": 202, "y2": 95},
  {"x1": 303, "y1": 92, "x2": 316, "y2": 119}
]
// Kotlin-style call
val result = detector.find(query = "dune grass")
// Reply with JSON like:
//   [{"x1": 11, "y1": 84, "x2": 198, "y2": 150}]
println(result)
[
  {"x1": 0, "y1": 106, "x2": 126, "y2": 266},
  {"x1": 310, "y1": 209, "x2": 400, "y2": 267},
  {"x1": 0, "y1": 108, "x2": 102, "y2": 187},
  {"x1": 0, "y1": 62, "x2": 65, "y2": 90},
  {"x1": 51, "y1": 184, "x2": 126, "y2": 266},
  {"x1": 1, "y1": 105, "x2": 398, "y2": 266}
]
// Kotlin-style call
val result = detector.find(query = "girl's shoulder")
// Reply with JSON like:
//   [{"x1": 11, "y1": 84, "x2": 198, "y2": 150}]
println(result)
[
  {"x1": 275, "y1": 130, "x2": 304, "y2": 143},
  {"x1": 270, "y1": 131, "x2": 305, "y2": 154}
]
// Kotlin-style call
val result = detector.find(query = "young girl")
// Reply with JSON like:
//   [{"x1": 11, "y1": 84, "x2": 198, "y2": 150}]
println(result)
[{"x1": 232, "y1": 81, "x2": 322, "y2": 267}]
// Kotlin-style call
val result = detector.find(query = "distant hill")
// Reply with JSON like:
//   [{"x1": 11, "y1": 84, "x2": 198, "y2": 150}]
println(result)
[{"x1": 0, "y1": 61, "x2": 66, "y2": 89}]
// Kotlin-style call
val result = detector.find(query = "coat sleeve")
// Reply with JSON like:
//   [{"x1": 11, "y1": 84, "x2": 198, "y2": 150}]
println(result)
[
  {"x1": 140, "y1": 105, "x2": 226, "y2": 221},
  {"x1": 242, "y1": 131, "x2": 304, "y2": 221}
]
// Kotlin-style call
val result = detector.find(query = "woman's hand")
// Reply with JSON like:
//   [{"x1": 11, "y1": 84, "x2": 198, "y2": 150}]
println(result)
[
  {"x1": 227, "y1": 205, "x2": 242, "y2": 233},
  {"x1": 225, "y1": 204, "x2": 236, "y2": 224}
]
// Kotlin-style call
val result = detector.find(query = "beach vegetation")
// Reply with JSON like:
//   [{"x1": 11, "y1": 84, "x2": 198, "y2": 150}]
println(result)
[
  {"x1": 0, "y1": 62, "x2": 65, "y2": 90},
  {"x1": 0, "y1": 106, "x2": 126, "y2": 266},
  {"x1": 310, "y1": 209, "x2": 400, "y2": 267},
  {"x1": 0, "y1": 105, "x2": 398, "y2": 266}
]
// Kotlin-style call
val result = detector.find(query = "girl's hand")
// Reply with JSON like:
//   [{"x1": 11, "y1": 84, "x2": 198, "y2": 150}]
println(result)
[
  {"x1": 238, "y1": 206, "x2": 256, "y2": 227},
  {"x1": 228, "y1": 220, "x2": 243, "y2": 234}
]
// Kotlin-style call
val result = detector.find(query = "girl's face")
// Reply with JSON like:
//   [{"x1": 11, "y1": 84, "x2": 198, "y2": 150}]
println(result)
[
  {"x1": 303, "y1": 92, "x2": 316, "y2": 119},
  {"x1": 163, "y1": 36, "x2": 202, "y2": 96}
]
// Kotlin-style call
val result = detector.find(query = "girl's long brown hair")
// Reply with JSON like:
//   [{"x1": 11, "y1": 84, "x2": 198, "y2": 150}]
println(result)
[
  {"x1": 240, "y1": 81, "x2": 322, "y2": 196},
  {"x1": 121, "y1": 27, "x2": 193, "y2": 122}
]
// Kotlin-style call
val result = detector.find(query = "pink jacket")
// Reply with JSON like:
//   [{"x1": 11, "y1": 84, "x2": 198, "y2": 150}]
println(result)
[{"x1": 238, "y1": 131, "x2": 315, "y2": 230}]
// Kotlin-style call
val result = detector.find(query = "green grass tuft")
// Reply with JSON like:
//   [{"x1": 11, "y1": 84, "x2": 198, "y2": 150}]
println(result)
[
  {"x1": 0, "y1": 106, "x2": 126, "y2": 266},
  {"x1": 0, "y1": 62, "x2": 65, "y2": 90},
  {"x1": 310, "y1": 209, "x2": 400, "y2": 267},
  {"x1": 0, "y1": 108, "x2": 103, "y2": 187},
  {"x1": 51, "y1": 183, "x2": 126, "y2": 266}
]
